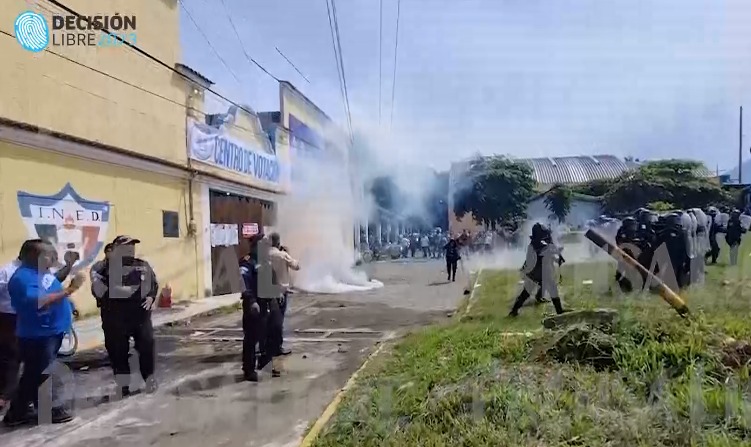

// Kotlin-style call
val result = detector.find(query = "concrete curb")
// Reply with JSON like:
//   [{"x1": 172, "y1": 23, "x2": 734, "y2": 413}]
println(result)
[
  {"x1": 298, "y1": 341, "x2": 389, "y2": 447},
  {"x1": 298, "y1": 272, "x2": 481, "y2": 446},
  {"x1": 461, "y1": 268, "x2": 484, "y2": 318}
]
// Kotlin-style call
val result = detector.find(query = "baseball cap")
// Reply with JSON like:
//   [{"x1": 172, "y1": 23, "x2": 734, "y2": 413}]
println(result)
[{"x1": 112, "y1": 235, "x2": 141, "y2": 245}]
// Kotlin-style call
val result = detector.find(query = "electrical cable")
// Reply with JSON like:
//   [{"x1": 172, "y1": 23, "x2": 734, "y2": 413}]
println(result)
[
  {"x1": 330, "y1": 0, "x2": 353, "y2": 139},
  {"x1": 324, "y1": 0, "x2": 351, "y2": 139},
  {"x1": 218, "y1": 0, "x2": 281, "y2": 82},
  {"x1": 177, "y1": 0, "x2": 243, "y2": 86},
  {"x1": 0, "y1": 29, "x2": 271, "y2": 140},
  {"x1": 389, "y1": 0, "x2": 402, "y2": 127},
  {"x1": 42, "y1": 0, "x2": 255, "y2": 117},
  {"x1": 379, "y1": 0, "x2": 383, "y2": 125}
]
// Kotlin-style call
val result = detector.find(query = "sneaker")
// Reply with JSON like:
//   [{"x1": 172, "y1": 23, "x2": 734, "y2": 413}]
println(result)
[
  {"x1": 271, "y1": 369, "x2": 281, "y2": 378},
  {"x1": 51, "y1": 407, "x2": 74, "y2": 424},
  {"x1": 279, "y1": 346, "x2": 292, "y2": 356}
]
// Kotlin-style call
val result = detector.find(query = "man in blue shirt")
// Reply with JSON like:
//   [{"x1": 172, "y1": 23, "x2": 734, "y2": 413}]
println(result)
[{"x1": 3, "y1": 240, "x2": 84, "y2": 426}]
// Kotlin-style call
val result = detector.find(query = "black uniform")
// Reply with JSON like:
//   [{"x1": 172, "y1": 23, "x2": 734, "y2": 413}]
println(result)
[
  {"x1": 706, "y1": 209, "x2": 721, "y2": 264},
  {"x1": 91, "y1": 256, "x2": 158, "y2": 395},
  {"x1": 725, "y1": 211, "x2": 745, "y2": 266},
  {"x1": 240, "y1": 256, "x2": 262, "y2": 381},
  {"x1": 509, "y1": 224, "x2": 566, "y2": 316},
  {"x1": 653, "y1": 214, "x2": 687, "y2": 290},
  {"x1": 444, "y1": 239, "x2": 460, "y2": 281},
  {"x1": 615, "y1": 217, "x2": 638, "y2": 292}
]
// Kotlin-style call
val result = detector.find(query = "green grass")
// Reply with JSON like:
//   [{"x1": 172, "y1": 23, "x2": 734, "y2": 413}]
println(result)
[{"x1": 312, "y1": 239, "x2": 751, "y2": 447}]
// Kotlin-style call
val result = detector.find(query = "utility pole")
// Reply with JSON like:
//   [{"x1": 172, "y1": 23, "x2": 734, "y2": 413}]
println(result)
[{"x1": 740, "y1": 106, "x2": 743, "y2": 184}]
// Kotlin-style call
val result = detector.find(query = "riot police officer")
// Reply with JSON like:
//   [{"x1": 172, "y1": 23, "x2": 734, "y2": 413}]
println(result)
[
  {"x1": 726, "y1": 209, "x2": 746, "y2": 266},
  {"x1": 615, "y1": 217, "x2": 638, "y2": 292},
  {"x1": 653, "y1": 213, "x2": 688, "y2": 290},
  {"x1": 705, "y1": 207, "x2": 721, "y2": 264},
  {"x1": 509, "y1": 223, "x2": 567, "y2": 317},
  {"x1": 90, "y1": 235, "x2": 159, "y2": 397}
]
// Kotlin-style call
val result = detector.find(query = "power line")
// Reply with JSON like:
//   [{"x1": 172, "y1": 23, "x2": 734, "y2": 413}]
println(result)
[
  {"x1": 42, "y1": 0, "x2": 255, "y2": 117},
  {"x1": 330, "y1": 0, "x2": 353, "y2": 140},
  {"x1": 177, "y1": 0, "x2": 243, "y2": 86},
  {"x1": 0, "y1": 31, "x2": 269, "y2": 140},
  {"x1": 390, "y1": 0, "x2": 402, "y2": 127},
  {"x1": 378, "y1": 0, "x2": 383, "y2": 125},
  {"x1": 218, "y1": 0, "x2": 281, "y2": 82},
  {"x1": 275, "y1": 46, "x2": 310, "y2": 84},
  {"x1": 324, "y1": 0, "x2": 352, "y2": 140}
]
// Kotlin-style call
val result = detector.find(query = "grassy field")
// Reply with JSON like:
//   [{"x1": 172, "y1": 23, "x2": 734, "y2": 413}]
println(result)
[{"x1": 312, "y1": 239, "x2": 751, "y2": 447}]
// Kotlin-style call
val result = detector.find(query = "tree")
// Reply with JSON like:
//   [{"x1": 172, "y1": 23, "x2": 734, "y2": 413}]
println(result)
[
  {"x1": 603, "y1": 159, "x2": 730, "y2": 213},
  {"x1": 571, "y1": 178, "x2": 614, "y2": 197},
  {"x1": 453, "y1": 155, "x2": 536, "y2": 229},
  {"x1": 544, "y1": 184, "x2": 572, "y2": 223}
]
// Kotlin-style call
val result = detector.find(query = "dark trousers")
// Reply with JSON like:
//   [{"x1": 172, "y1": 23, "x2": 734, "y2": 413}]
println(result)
[
  {"x1": 257, "y1": 298, "x2": 283, "y2": 368},
  {"x1": 6, "y1": 334, "x2": 64, "y2": 417},
  {"x1": 101, "y1": 303, "x2": 155, "y2": 388},
  {"x1": 446, "y1": 258, "x2": 458, "y2": 281},
  {"x1": 241, "y1": 295, "x2": 261, "y2": 374},
  {"x1": 0, "y1": 312, "x2": 19, "y2": 401},
  {"x1": 279, "y1": 293, "x2": 288, "y2": 348},
  {"x1": 422, "y1": 247, "x2": 429, "y2": 258},
  {"x1": 706, "y1": 238, "x2": 720, "y2": 264}
]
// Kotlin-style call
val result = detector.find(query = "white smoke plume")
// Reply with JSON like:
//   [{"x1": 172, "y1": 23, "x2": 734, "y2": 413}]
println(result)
[
  {"x1": 275, "y1": 124, "x2": 383, "y2": 294},
  {"x1": 275, "y1": 119, "x2": 447, "y2": 294}
]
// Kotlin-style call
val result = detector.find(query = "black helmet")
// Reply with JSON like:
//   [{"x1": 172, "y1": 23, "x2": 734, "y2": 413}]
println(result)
[
  {"x1": 665, "y1": 212, "x2": 681, "y2": 227},
  {"x1": 531, "y1": 222, "x2": 550, "y2": 240}
]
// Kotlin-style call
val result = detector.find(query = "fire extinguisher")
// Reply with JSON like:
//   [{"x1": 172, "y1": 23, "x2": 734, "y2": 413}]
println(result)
[{"x1": 158, "y1": 283, "x2": 173, "y2": 308}]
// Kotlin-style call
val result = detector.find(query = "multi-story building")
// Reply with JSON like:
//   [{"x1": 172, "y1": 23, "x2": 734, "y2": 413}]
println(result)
[{"x1": 0, "y1": 1, "x2": 289, "y2": 313}]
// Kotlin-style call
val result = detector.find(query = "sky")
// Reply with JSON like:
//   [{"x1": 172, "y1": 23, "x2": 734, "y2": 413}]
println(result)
[{"x1": 180, "y1": 0, "x2": 751, "y2": 173}]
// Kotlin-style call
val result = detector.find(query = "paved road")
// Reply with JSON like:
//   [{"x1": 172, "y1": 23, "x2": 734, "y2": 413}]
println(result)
[{"x1": 1, "y1": 260, "x2": 468, "y2": 447}]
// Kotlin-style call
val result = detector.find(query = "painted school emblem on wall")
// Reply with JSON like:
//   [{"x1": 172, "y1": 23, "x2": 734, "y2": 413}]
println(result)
[{"x1": 17, "y1": 183, "x2": 110, "y2": 271}]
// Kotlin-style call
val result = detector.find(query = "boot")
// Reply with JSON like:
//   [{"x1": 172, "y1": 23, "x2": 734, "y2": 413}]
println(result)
[
  {"x1": 551, "y1": 297, "x2": 569, "y2": 315},
  {"x1": 534, "y1": 289, "x2": 548, "y2": 304},
  {"x1": 509, "y1": 291, "x2": 530, "y2": 317}
]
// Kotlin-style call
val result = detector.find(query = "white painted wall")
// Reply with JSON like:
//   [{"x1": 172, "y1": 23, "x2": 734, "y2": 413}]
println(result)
[{"x1": 526, "y1": 197, "x2": 602, "y2": 230}]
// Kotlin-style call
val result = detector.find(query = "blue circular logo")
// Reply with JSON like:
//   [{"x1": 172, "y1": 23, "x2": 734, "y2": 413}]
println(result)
[{"x1": 14, "y1": 11, "x2": 49, "y2": 52}]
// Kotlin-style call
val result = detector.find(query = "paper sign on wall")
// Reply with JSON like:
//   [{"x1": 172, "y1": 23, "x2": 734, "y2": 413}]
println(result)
[
  {"x1": 242, "y1": 223, "x2": 259, "y2": 238},
  {"x1": 210, "y1": 223, "x2": 239, "y2": 247}
]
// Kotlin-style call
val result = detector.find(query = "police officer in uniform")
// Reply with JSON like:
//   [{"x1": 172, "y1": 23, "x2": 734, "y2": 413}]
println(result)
[
  {"x1": 725, "y1": 209, "x2": 746, "y2": 266},
  {"x1": 705, "y1": 207, "x2": 722, "y2": 264},
  {"x1": 91, "y1": 236, "x2": 159, "y2": 397},
  {"x1": 614, "y1": 216, "x2": 638, "y2": 292},
  {"x1": 239, "y1": 235, "x2": 263, "y2": 382},
  {"x1": 509, "y1": 223, "x2": 568, "y2": 317},
  {"x1": 653, "y1": 213, "x2": 688, "y2": 290}
]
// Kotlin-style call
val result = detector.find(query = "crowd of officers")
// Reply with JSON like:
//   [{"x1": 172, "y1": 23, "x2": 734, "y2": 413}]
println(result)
[
  {"x1": 611, "y1": 207, "x2": 746, "y2": 292},
  {"x1": 507, "y1": 205, "x2": 748, "y2": 318}
]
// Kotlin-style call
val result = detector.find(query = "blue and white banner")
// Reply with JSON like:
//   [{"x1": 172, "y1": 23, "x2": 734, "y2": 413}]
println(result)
[{"x1": 188, "y1": 119, "x2": 281, "y2": 184}]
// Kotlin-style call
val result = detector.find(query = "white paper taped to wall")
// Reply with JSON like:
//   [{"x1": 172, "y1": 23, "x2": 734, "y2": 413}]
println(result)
[{"x1": 210, "y1": 224, "x2": 239, "y2": 247}]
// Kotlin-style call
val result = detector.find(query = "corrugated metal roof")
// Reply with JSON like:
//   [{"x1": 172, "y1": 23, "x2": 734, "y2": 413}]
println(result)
[
  {"x1": 449, "y1": 155, "x2": 715, "y2": 187},
  {"x1": 517, "y1": 155, "x2": 630, "y2": 185}
]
